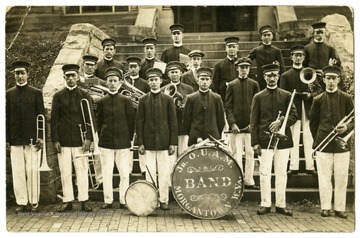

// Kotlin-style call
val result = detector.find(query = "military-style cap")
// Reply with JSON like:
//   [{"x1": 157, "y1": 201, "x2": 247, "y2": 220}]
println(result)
[
  {"x1": 105, "y1": 67, "x2": 123, "y2": 79},
  {"x1": 142, "y1": 37, "x2": 157, "y2": 46},
  {"x1": 312, "y1": 22, "x2": 326, "y2": 30},
  {"x1": 11, "y1": 60, "x2": 30, "y2": 71},
  {"x1": 82, "y1": 54, "x2": 98, "y2": 65},
  {"x1": 322, "y1": 65, "x2": 341, "y2": 76},
  {"x1": 62, "y1": 64, "x2": 80, "y2": 74},
  {"x1": 262, "y1": 63, "x2": 280, "y2": 73},
  {"x1": 235, "y1": 57, "x2": 252, "y2": 66},
  {"x1": 188, "y1": 49, "x2": 205, "y2": 58},
  {"x1": 169, "y1": 24, "x2": 184, "y2": 32},
  {"x1": 146, "y1": 67, "x2": 163, "y2": 79},
  {"x1": 126, "y1": 56, "x2": 141, "y2": 66},
  {"x1": 224, "y1": 36, "x2": 240, "y2": 45},
  {"x1": 197, "y1": 67, "x2": 213, "y2": 77},
  {"x1": 166, "y1": 61, "x2": 184, "y2": 72},
  {"x1": 259, "y1": 25, "x2": 274, "y2": 35},
  {"x1": 290, "y1": 44, "x2": 306, "y2": 54},
  {"x1": 101, "y1": 38, "x2": 116, "y2": 47},
  {"x1": 315, "y1": 69, "x2": 323, "y2": 77}
]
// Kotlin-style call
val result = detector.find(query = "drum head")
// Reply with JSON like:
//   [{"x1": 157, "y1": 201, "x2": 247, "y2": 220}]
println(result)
[
  {"x1": 125, "y1": 180, "x2": 158, "y2": 216},
  {"x1": 171, "y1": 146, "x2": 244, "y2": 219}
]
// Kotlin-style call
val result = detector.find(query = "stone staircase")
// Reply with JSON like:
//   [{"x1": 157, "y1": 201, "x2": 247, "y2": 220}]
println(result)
[{"x1": 86, "y1": 31, "x2": 354, "y2": 203}]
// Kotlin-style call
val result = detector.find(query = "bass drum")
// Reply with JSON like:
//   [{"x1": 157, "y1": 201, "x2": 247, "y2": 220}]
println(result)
[
  {"x1": 125, "y1": 180, "x2": 158, "y2": 216},
  {"x1": 171, "y1": 145, "x2": 244, "y2": 219}
]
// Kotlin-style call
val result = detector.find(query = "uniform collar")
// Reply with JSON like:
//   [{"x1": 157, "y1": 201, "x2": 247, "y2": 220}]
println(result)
[
  {"x1": 266, "y1": 85, "x2": 277, "y2": 90},
  {"x1": 151, "y1": 89, "x2": 161, "y2": 94},
  {"x1": 199, "y1": 88, "x2": 210, "y2": 93},
  {"x1": 292, "y1": 64, "x2": 302, "y2": 69},
  {"x1": 173, "y1": 42, "x2": 183, "y2": 47},
  {"x1": 314, "y1": 39, "x2": 324, "y2": 43},
  {"x1": 16, "y1": 82, "x2": 28, "y2": 87},
  {"x1": 84, "y1": 73, "x2": 94, "y2": 78},
  {"x1": 104, "y1": 57, "x2": 113, "y2": 61},
  {"x1": 66, "y1": 85, "x2": 77, "y2": 91},
  {"x1": 326, "y1": 88, "x2": 338, "y2": 93},
  {"x1": 145, "y1": 56, "x2": 155, "y2": 60}
]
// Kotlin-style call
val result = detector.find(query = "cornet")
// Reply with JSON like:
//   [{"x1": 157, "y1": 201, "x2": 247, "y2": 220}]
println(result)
[{"x1": 164, "y1": 84, "x2": 186, "y2": 109}]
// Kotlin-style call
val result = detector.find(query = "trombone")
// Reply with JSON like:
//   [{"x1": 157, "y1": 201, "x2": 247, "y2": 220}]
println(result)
[
  {"x1": 312, "y1": 109, "x2": 354, "y2": 158},
  {"x1": 76, "y1": 98, "x2": 102, "y2": 189}
]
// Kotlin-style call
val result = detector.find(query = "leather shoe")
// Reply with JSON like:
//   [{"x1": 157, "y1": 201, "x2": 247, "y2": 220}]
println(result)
[
  {"x1": 15, "y1": 205, "x2": 28, "y2": 214},
  {"x1": 101, "y1": 203, "x2": 112, "y2": 209},
  {"x1": 81, "y1": 201, "x2": 92, "y2": 212},
  {"x1": 30, "y1": 205, "x2": 39, "y2": 213},
  {"x1": 275, "y1": 207, "x2": 293, "y2": 216},
  {"x1": 320, "y1": 209, "x2": 330, "y2": 217},
  {"x1": 306, "y1": 170, "x2": 317, "y2": 176},
  {"x1": 335, "y1": 211, "x2": 348, "y2": 219},
  {"x1": 287, "y1": 170, "x2": 299, "y2": 176},
  {"x1": 244, "y1": 184, "x2": 260, "y2": 190},
  {"x1": 160, "y1": 203, "x2": 170, "y2": 211},
  {"x1": 56, "y1": 202, "x2": 73, "y2": 212},
  {"x1": 257, "y1": 206, "x2": 271, "y2": 215},
  {"x1": 119, "y1": 203, "x2": 127, "y2": 209}
]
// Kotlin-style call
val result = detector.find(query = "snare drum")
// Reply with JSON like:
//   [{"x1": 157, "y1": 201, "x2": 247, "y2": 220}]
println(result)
[
  {"x1": 125, "y1": 180, "x2": 158, "y2": 216},
  {"x1": 171, "y1": 145, "x2": 244, "y2": 219}
]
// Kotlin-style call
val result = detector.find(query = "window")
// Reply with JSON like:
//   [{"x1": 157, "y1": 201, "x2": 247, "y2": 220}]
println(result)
[{"x1": 63, "y1": 6, "x2": 137, "y2": 14}]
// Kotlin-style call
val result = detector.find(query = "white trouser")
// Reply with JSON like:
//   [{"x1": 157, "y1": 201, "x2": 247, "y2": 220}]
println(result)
[
  {"x1": 289, "y1": 103, "x2": 315, "y2": 170},
  {"x1": 229, "y1": 133, "x2": 255, "y2": 186},
  {"x1": 145, "y1": 150, "x2": 169, "y2": 203},
  {"x1": 10, "y1": 145, "x2": 40, "y2": 205},
  {"x1": 99, "y1": 147, "x2": 131, "y2": 204},
  {"x1": 316, "y1": 151, "x2": 350, "y2": 211},
  {"x1": 259, "y1": 148, "x2": 290, "y2": 208},
  {"x1": 57, "y1": 147, "x2": 89, "y2": 202},
  {"x1": 168, "y1": 135, "x2": 189, "y2": 185}
]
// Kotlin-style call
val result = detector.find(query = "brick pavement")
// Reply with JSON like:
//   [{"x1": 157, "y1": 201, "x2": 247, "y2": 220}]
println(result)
[{"x1": 5, "y1": 201, "x2": 355, "y2": 232}]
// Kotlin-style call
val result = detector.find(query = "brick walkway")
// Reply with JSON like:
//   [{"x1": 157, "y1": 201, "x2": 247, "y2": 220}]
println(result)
[{"x1": 5, "y1": 201, "x2": 355, "y2": 232}]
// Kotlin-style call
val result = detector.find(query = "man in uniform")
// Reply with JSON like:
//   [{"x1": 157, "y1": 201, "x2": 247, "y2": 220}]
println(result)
[
  {"x1": 94, "y1": 38, "x2": 125, "y2": 80},
  {"x1": 213, "y1": 36, "x2": 239, "y2": 102},
  {"x1": 182, "y1": 49, "x2": 205, "y2": 91},
  {"x1": 309, "y1": 65, "x2": 353, "y2": 219},
  {"x1": 139, "y1": 38, "x2": 165, "y2": 80},
  {"x1": 247, "y1": 25, "x2": 285, "y2": 90},
  {"x1": 183, "y1": 67, "x2": 225, "y2": 146},
  {"x1": 136, "y1": 68, "x2": 178, "y2": 211},
  {"x1": 6, "y1": 60, "x2": 45, "y2": 213},
  {"x1": 250, "y1": 63, "x2": 297, "y2": 216},
  {"x1": 51, "y1": 64, "x2": 94, "y2": 212},
  {"x1": 125, "y1": 56, "x2": 150, "y2": 94},
  {"x1": 96, "y1": 67, "x2": 135, "y2": 209},
  {"x1": 225, "y1": 57, "x2": 260, "y2": 190},
  {"x1": 280, "y1": 45, "x2": 323, "y2": 176}
]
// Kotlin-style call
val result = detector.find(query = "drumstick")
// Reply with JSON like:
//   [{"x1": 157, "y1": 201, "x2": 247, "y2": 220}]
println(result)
[{"x1": 145, "y1": 165, "x2": 158, "y2": 189}]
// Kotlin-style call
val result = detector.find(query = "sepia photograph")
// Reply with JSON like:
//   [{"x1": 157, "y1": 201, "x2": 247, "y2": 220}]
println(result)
[{"x1": 3, "y1": 1, "x2": 356, "y2": 234}]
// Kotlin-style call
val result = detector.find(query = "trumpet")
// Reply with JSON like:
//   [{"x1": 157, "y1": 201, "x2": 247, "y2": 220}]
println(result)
[
  {"x1": 163, "y1": 84, "x2": 186, "y2": 109},
  {"x1": 76, "y1": 98, "x2": 101, "y2": 189},
  {"x1": 120, "y1": 74, "x2": 146, "y2": 109},
  {"x1": 313, "y1": 109, "x2": 354, "y2": 157}
]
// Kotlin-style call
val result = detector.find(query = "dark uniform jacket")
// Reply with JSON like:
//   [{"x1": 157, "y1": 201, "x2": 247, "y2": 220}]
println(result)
[
  {"x1": 96, "y1": 93, "x2": 135, "y2": 149},
  {"x1": 309, "y1": 90, "x2": 354, "y2": 153},
  {"x1": 225, "y1": 77, "x2": 260, "y2": 131},
  {"x1": 139, "y1": 58, "x2": 164, "y2": 80},
  {"x1": 94, "y1": 58, "x2": 125, "y2": 80},
  {"x1": 183, "y1": 90, "x2": 225, "y2": 146},
  {"x1": 250, "y1": 87, "x2": 298, "y2": 149},
  {"x1": 6, "y1": 84, "x2": 45, "y2": 145},
  {"x1": 161, "y1": 83, "x2": 194, "y2": 135},
  {"x1": 136, "y1": 92, "x2": 178, "y2": 150},
  {"x1": 213, "y1": 57, "x2": 238, "y2": 102},
  {"x1": 182, "y1": 69, "x2": 199, "y2": 91},
  {"x1": 160, "y1": 45, "x2": 192, "y2": 64},
  {"x1": 247, "y1": 44, "x2": 285, "y2": 90},
  {"x1": 125, "y1": 76, "x2": 150, "y2": 94},
  {"x1": 303, "y1": 41, "x2": 341, "y2": 69},
  {"x1": 51, "y1": 87, "x2": 94, "y2": 147},
  {"x1": 280, "y1": 67, "x2": 323, "y2": 118}
]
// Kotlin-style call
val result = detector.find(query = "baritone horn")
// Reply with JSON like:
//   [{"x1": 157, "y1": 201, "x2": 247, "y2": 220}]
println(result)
[
  {"x1": 120, "y1": 74, "x2": 146, "y2": 109},
  {"x1": 164, "y1": 84, "x2": 186, "y2": 109}
]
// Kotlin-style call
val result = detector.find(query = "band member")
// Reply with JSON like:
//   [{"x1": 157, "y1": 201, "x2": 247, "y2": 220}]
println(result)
[
  {"x1": 183, "y1": 67, "x2": 225, "y2": 146},
  {"x1": 139, "y1": 37, "x2": 165, "y2": 80},
  {"x1": 96, "y1": 67, "x2": 135, "y2": 209},
  {"x1": 247, "y1": 25, "x2": 285, "y2": 90},
  {"x1": 213, "y1": 36, "x2": 239, "y2": 102},
  {"x1": 225, "y1": 57, "x2": 260, "y2": 190},
  {"x1": 136, "y1": 68, "x2": 178, "y2": 211},
  {"x1": 250, "y1": 63, "x2": 297, "y2": 216},
  {"x1": 182, "y1": 50, "x2": 205, "y2": 91},
  {"x1": 309, "y1": 66, "x2": 354, "y2": 219},
  {"x1": 51, "y1": 64, "x2": 94, "y2": 212},
  {"x1": 303, "y1": 22, "x2": 341, "y2": 70},
  {"x1": 161, "y1": 24, "x2": 192, "y2": 64},
  {"x1": 125, "y1": 56, "x2": 150, "y2": 93},
  {"x1": 94, "y1": 38, "x2": 125, "y2": 80},
  {"x1": 280, "y1": 45, "x2": 323, "y2": 175},
  {"x1": 6, "y1": 60, "x2": 45, "y2": 213}
]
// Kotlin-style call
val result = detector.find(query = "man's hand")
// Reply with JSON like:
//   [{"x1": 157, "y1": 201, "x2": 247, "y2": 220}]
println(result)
[
  {"x1": 53, "y1": 141, "x2": 61, "y2": 153},
  {"x1": 269, "y1": 119, "x2": 282, "y2": 133},
  {"x1": 35, "y1": 138, "x2": 43, "y2": 151},
  {"x1": 253, "y1": 144, "x2": 262, "y2": 156},
  {"x1": 230, "y1": 123, "x2": 240, "y2": 134},
  {"x1": 138, "y1": 145, "x2": 145, "y2": 155},
  {"x1": 168, "y1": 145, "x2": 176, "y2": 155},
  {"x1": 336, "y1": 124, "x2": 348, "y2": 135},
  {"x1": 82, "y1": 139, "x2": 91, "y2": 152}
]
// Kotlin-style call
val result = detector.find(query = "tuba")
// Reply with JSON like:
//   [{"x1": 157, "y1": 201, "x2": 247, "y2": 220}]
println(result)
[
  {"x1": 120, "y1": 73, "x2": 146, "y2": 109},
  {"x1": 300, "y1": 67, "x2": 317, "y2": 93},
  {"x1": 163, "y1": 84, "x2": 186, "y2": 109}
]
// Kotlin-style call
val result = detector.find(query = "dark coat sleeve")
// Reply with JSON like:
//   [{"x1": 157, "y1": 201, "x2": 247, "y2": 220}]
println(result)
[
  {"x1": 136, "y1": 96, "x2": 146, "y2": 146},
  {"x1": 216, "y1": 96, "x2": 226, "y2": 135},
  {"x1": 50, "y1": 93, "x2": 60, "y2": 143},
  {"x1": 183, "y1": 95, "x2": 193, "y2": 135},
  {"x1": 96, "y1": 98, "x2": 104, "y2": 134},
  {"x1": 309, "y1": 96, "x2": 320, "y2": 139},
  {"x1": 125, "y1": 97, "x2": 135, "y2": 140},
  {"x1": 224, "y1": 84, "x2": 236, "y2": 126},
  {"x1": 168, "y1": 96, "x2": 179, "y2": 146},
  {"x1": 250, "y1": 94, "x2": 260, "y2": 146},
  {"x1": 212, "y1": 62, "x2": 221, "y2": 93}
]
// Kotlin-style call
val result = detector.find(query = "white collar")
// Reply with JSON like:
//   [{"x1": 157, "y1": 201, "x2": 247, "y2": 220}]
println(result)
[
  {"x1": 16, "y1": 82, "x2": 28, "y2": 87},
  {"x1": 145, "y1": 56, "x2": 155, "y2": 60},
  {"x1": 326, "y1": 88, "x2": 338, "y2": 93},
  {"x1": 199, "y1": 88, "x2": 210, "y2": 93},
  {"x1": 84, "y1": 73, "x2": 94, "y2": 78},
  {"x1": 314, "y1": 39, "x2": 324, "y2": 43},
  {"x1": 108, "y1": 90, "x2": 118, "y2": 95},
  {"x1": 262, "y1": 42, "x2": 272, "y2": 46},
  {"x1": 130, "y1": 75, "x2": 139, "y2": 80},
  {"x1": 267, "y1": 85, "x2": 277, "y2": 90},
  {"x1": 104, "y1": 57, "x2": 113, "y2": 61},
  {"x1": 151, "y1": 88, "x2": 161, "y2": 94},
  {"x1": 227, "y1": 56, "x2": 236, "y2": 61},
  {"x1": 173, "y1": 42, "x2": 183, "y2": 47},
  {"x1": 66, "y1": 85, "x2": 77, "y2": 91},
  {"x1": 292, "y1": 64, "x2": 302, "y2": 69},
  {"x1": 171, "y1": 81, "x2": 180, "y2": 86}
]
